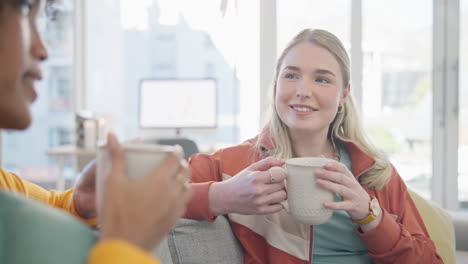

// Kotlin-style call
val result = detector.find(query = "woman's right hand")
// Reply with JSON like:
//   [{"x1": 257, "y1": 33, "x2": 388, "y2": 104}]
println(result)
[
  {"x1": 209, "y1": 157, "x2": 287, "y2": 216},
  {"x1": 97, "y1": 133, "x2": 192, "y2": 251}
]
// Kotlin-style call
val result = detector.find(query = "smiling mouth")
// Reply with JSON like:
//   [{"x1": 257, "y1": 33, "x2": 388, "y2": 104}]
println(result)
[
  {"x1": 22, "y1": 77, "x2": 38, "y2": 101},
  {"x1": 290, "y1": 105, "x2": 318, "y2": 112}
]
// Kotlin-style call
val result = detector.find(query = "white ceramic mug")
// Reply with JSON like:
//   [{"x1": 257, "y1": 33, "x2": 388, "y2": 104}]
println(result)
[
  {"x1": 96, "y1": 143, "x2": 178, "y2": 254},
  {"x1": 96, "y1": 143, "x2": 179, "y2": 225},
  {"x1": 272, "y1": 157, "x2": 335, "y2": 225},
  {"x1": 97, "y1": 143, "x2": 177, "y2": 180}
]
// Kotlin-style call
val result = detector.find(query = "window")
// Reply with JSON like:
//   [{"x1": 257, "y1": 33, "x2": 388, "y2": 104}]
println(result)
[
  {"x1": 277, "y1": 0, "x2": 351, "y2": 53},
  {"x1": 362, "y1": 0, "x2": 433, "y2": 199},
  {"x1": 85, "y1": 0, "x2": 259, "y2": 150},
  {"x1": 460, "y1": 0, "x2": 468, "y2": 208},
  {"x1": 156, "y1": 34, "x2": 175, "y2": 41},
  {"x1": 49, "y1": 127, "x2": 73, "y2": 148},
  {"x1": 205, "y1": 63, "x2": 215, "y2": 78},
  {"x1": 48, "y1": 67, "x2": 73, "y2": 112}
]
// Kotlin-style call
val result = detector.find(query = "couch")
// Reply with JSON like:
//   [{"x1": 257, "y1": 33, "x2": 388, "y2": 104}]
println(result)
[
  {"x1": 450, "y1": 210, "x2": 468, "y2": 264},
  {"x1": 153, "y1": 190, "x2": 466, "y2": 264}
]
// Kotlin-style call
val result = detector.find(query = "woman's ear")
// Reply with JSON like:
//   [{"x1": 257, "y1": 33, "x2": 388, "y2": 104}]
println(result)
[{"x1": 340, "y1": 84, "x2": 351, "y2": 104}]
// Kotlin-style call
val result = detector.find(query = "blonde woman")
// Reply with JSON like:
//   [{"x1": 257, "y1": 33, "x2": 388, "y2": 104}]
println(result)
[{"x1": 185, "y1": 29, "x2": 442, "y2": 263}]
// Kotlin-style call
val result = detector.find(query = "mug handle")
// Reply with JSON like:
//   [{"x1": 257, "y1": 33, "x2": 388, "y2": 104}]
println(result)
[
  {"x1": 268, "y1": 166, "x2": 289, "y2": 213},
  {"x1": 280, "y1": 200, "x2": 289, "y2": 213}
]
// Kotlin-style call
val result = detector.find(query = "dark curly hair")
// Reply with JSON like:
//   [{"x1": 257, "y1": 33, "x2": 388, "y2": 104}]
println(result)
[
  {"x1": 0, "y1": 0, "x2": 35, "y2": 10},
  {"x1": 0, "y1": 0, "x2": 54, "y2": 15}
]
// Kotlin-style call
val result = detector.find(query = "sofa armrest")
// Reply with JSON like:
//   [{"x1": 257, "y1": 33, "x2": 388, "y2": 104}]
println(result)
[
  {"x1": 449, "y1": 211, "x2": 468, "y2": 251},
  {"x1": 408, "y1": 189, "x2": 456, "y2": 263},
  {"x1": 456, "y1": 250, "x2": 468, "y2": 264}
]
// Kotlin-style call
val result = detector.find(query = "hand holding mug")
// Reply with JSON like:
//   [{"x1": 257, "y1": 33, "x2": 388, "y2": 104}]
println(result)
[
  {"x1": 209, "y1": 157, "x2": 287, "y2": 216},
  {"x1": 96, "y1": 133, "x2": 192, "y2": 251},
  {"x1": 72, "y1": 136, "x2": 148, "y2": 220},
  {"x1": 271, "y1": 157, "x2": 336, "y2": 225},
  {"x1": 314, "y1": 161, "x2": 373, "y2": 222}
]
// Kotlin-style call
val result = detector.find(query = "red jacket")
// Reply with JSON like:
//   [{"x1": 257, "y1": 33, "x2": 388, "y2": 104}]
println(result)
[{"x1": 185, "y1": 137, "x2": 443, "y2": 263}]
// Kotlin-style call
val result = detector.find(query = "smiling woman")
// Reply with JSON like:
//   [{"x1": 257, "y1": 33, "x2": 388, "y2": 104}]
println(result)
[
  {"x1": 0, "y1": 0, "x2": 48, "y2": 130},
  {"x1": 1, "y1": 0, "x2": 75, "y2": 184},
  {"x1": 264, "y1": 30, "x2": 390, "y2": 189},
  {"x1": 184, "y1": 28, "x2": 444, "y2": 263},
  {"x1": 275, "y1": 42, "x2": 347, "y2": 138},
  {"x1": 0, "y1": 1, "x2": 192, "y2": 263}
]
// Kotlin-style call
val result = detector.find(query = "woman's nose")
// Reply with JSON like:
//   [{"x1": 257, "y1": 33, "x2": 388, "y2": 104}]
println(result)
[
  {"x1": 295, "y1": 79, "x2": 313, "y2": 98},
  {"x1": 31, "y1": 30, "x2": 49, "y2": 62}
]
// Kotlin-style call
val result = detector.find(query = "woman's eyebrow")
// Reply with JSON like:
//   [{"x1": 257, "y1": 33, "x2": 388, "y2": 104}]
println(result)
[
  {"x1": 314, "y1": 69, "x2": 336, "y2": 77},
  {"x1": 282, "y1": 65, "x2": 301, "y2": 72},
  {"x1": 282, "y1": 66, "x2": 336, "y2": 78}
]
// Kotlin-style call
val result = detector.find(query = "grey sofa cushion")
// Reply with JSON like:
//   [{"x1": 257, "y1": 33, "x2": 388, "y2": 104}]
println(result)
[
  {"x1": 153, "y1": 237, "x2": 174, "y2": 264},
  {"x1": 450, "y1": 211, "x2": 468, "y2": 251},
  {"x1": 167, "y1": 216, "x2": 243, "y2": 264}
]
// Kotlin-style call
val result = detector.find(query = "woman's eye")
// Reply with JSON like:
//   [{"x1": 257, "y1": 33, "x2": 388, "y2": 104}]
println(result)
[
  {"x1": 285, "y1": 73, "x2": 299, "y2": 79},
  {"x1": 20, "y1": 4, "x2": 33, "y2": 16},
  {"x1": 316, "y1": 77, "x2": 330, "y2": 83},
  {"x1": 18, "y1": 0, "x2": 35, "y2": 16}
]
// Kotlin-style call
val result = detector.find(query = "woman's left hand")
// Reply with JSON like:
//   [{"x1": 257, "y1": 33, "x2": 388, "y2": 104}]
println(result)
[
  {"x1": 314, "y1": 161, "x2": 370, "y2": 221},
  {"x1": 74, "y1": 160, "x2": 97, "y2": 219}
]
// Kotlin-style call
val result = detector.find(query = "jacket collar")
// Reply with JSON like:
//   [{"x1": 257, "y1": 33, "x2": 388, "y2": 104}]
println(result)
[{"x1": 341, "y1": 141, "x2": 376, "y2": 178}]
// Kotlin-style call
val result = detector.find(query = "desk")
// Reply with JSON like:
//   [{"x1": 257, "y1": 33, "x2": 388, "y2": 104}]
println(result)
[{"x1": 47, "y1": 145, "x2": 96, "y2": 191}]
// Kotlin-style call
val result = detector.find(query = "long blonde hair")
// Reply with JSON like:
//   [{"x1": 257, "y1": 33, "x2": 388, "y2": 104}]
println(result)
[{"x1": 257, "y1": 29, "x2": 392, "y2": 190}]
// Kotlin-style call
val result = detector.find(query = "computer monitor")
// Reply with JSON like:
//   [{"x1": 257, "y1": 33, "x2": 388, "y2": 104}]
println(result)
[{"x1": 139, "y1": 79, "x2": 217, "y2": 131}]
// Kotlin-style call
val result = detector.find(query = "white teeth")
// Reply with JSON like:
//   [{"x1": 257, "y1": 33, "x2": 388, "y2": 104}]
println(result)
[{"x1": 292, "y1": 106, "x2": 313, "y2": 112}]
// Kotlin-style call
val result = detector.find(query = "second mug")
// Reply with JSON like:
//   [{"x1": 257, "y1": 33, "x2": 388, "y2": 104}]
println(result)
[{"x1": 272, "y1": 157, "x2": 335, "y2": 225}]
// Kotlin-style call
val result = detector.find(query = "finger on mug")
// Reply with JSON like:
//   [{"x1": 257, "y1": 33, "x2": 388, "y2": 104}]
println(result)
[
  {"x1": 173, "y1": 176, "x2": 192, "y2": 197},
  {"x1": 107, "y1": 133, "x2": 126, "y2": 178},
  {"x1": 174, "y1": 166, "x2": 191, "y2": 189},
  {"x1": 256, "y1": 169, "x2": 285, "y2": 185},
  {"x1": 180, "y1": 159, "x2": 191, "y2": 179},
  {"x1": 259, "y1": 203, "x2": 284, "y2": 215},
  {"x1": 263, "y1": 180, "x2": 286, "y2": 194},
  {"x1": 248, "y1": 157, "x2": 284, "y2": 172},
  {"x1": 173, "y1": 160, "x2": 191, "y2": 184},
  {"x1": 265, "y1": 190, "x2": 287, "y2": 204},
  {"x1": 174, "y1": 145, "x2": 185, "y2": 160},
  {"x1": 266, "y1": 167, "x2": 287, "y2": 184},
  {"x1": 323, "y1": 161, "x2": 348, "y2": 174},
  {"x1": 315, "y1": 169, "x2": 350, "y2": 186},
  {"x1": 316, "y1": 179, "x2": 353, "y2": 198}
]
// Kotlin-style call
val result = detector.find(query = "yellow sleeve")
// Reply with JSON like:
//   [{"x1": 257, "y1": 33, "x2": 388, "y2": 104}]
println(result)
[
  {"x1": 88, "y1": 240, "x2": 161, "y2": 264},
  {"x1": 0, "y1": 168, "x2": 97, "y2": 226}
]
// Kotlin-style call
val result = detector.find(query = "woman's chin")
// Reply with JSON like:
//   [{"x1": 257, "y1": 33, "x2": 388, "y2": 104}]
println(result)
[
  {"x1": 288, "y1": 124, "x2": 326, "y2": 134},
  {"x1": 5, "y1": 110, "x2": 32, "y2": 130},
  {"x1": 15, "y1": 119, "x2": 32, "y2": 130}
]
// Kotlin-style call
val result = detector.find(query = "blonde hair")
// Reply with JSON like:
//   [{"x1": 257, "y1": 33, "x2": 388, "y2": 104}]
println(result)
[{"x1": 257, "y1": 29, "x2": 392, "y2": 190}]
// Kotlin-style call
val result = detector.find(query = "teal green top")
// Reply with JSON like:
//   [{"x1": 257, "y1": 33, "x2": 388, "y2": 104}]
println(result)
[
  {"x1": 311, "y1": 144, "x2": 372, "y2": 264},
  {"x1": 0, "y1": 190, "x2": 97, "y2": 263}
]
